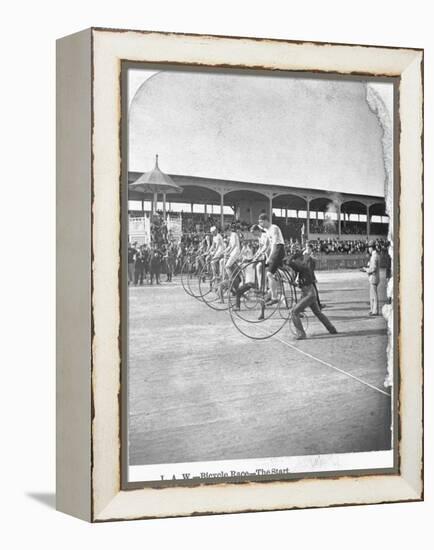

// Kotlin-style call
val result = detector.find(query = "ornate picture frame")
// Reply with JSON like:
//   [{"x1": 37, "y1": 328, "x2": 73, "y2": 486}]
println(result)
[{"x1": 56, "y1": 28, "x2": 423, "y2": 522}]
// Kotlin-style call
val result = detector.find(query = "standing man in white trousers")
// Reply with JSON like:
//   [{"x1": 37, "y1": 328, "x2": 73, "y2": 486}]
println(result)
[{"x1": 363, "y1": 240, "x2": 381, "y2": 316}]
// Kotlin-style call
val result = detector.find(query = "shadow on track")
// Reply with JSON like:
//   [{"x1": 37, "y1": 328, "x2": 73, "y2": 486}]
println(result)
[{"x1": 308, "y1": 328, "x2": 387, "y2": 340}]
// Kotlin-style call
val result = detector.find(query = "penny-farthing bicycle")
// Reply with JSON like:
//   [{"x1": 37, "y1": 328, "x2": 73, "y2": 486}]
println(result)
[
  {"x1": 228, "y1": 258, "x2": 309, "y2": 339},
  {"x1": 180, "y1": 251, "x2": 195, "y2": 297},
  {"x1": 197, "y1": 255, "x2": 238, "y2": 311},
  {"x1": 180, "y1": 248, "x2": 206, "y2": 299}
]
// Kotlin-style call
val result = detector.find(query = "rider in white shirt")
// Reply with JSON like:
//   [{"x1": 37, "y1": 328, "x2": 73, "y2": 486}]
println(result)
[
  {"x1": 266, "y1": 223, "x2": 285, "y2": 247},
  {"x1": 240, "y1": 241, "x2": 254, "y2": 284},
  {"x1": 208, "y1": 226, "x2": 224, "y2": 280},
  {"x1": 223, "y1": 223, "x2": 241, "y2": 278},
  {"x1": 251, "y1": 225, "x2": 270, "y2": 291},
  {"x1": 195, "y1": 233, "x2": 211, "y2": 272},
  {"x1": 258, "y1": 213, "x2": 285, "y2": 303},
  {"x1": 253, "y1": 230, "x2": 270, "y2": 261}
]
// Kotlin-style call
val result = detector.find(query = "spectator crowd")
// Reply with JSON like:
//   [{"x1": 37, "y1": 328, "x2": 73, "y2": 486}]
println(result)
[
  {"x1": 128, "y1": 211, "x2": 390, "y2": 287},
  {"x1": 307, "y1": 237, "x2": 389, "y2": 255}
]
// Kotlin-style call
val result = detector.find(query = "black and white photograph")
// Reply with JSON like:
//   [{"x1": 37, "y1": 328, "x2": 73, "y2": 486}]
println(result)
[
  {"x1": 2, "y1": 0, "x2": 430, "y2": 540},
  {"x1": 124, "y1": 66, "x2": 396, "y2": 484},
  {"x1": 2, "y1": 0, "x2": 429, "y2": 539}
]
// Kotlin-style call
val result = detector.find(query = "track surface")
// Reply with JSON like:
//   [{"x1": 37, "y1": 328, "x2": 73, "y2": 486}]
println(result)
[{"x1": 128, "y1": 269, "x2": 392, "y2": 466}]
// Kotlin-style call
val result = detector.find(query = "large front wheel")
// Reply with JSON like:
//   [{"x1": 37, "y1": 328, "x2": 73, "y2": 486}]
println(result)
[
  {"x1": 228, "y1": 262, "x2": 290, "y2": 340},
  {"x1": 180, "y1": 257, "x2": 194, "y2": 296},
  {"x1": 198, "y1": 261, "x2": 229, "y2": 311},
  {"x1": 186, "y1": 257, "x2": 205, "y2": 300}
]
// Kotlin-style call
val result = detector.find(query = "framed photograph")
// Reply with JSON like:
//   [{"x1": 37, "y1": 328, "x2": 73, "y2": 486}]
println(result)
[{"x1": 56, "y1": 28, "x2": 423, "y2": 522}]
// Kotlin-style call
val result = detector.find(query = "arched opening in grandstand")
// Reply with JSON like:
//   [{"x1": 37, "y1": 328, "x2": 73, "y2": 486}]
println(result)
[
  {"x1": 340, "y1": 200, "x2": 369, "y2": 237},
  {"x1": 309, "y1": 197, "x2": 341, "y2": 237},
  {"x1": 224, "y1": 189, "x2": 270, "y2": 228},
  {"x1": 369, "y1": 202, "x2": 389, "y2": 237},
  {"x1": 272, "y1": 193, "x2": 308, "y2": 241},
  {"x1": 169, "y1": 184, "x2": 229, "y2": 233}
]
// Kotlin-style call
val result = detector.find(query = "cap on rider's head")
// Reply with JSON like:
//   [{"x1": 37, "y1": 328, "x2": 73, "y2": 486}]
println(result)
[{"x1": 210, "y1": 226, "x2": 217, "y2": 233}]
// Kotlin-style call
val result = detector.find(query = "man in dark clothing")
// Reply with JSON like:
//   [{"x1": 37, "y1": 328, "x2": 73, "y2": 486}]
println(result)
[
  {"x1": 149, "y1": 248, "x2": 163, "y2": 285},
  {"x1": 127, "y1": 243, "x2": 137, "y2": 285},
  {"x1": 303, "y1": 245, "x2": 324, "y2": 309},
  {"x1": 142, "y1": 245, "x2": 150, "y2": 282},
  {"x1": 288, "y1": 251, "x2": 337, "y2": 340},
  {"x1": 134, "y1": 246, "x2": 146, "y2": 285},
  {"x1": 165, "y1": 246, "x2": 176, "y2": 282}
]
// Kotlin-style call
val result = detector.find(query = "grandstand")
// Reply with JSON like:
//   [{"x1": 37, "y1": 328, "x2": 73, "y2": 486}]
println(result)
[{"x1": 128, "y1": 171, "x2": 388, "y2": 242}]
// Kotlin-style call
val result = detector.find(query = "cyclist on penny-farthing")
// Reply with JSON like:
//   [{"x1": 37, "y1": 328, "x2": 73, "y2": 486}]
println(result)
[
  {"x1": 232, "y1": 223, "x2": 269, "y2": 311},
  {"x1": 207, "y1": 225, "x2": 225, "y2": 282},
  {"x1": 257, "y1": 213, "x2": 286, "y2": 306},
  {"x1": 195, "y1": 233, "x2": 211, "y2": 274},
  {"x1": 216, "y1": 222, "x2": 242, "y2": 301}
]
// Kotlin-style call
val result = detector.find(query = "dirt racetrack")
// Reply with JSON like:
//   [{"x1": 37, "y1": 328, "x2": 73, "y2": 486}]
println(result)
[{"x1": 128, "y1": 269, "x2": 392, "y2": 466}]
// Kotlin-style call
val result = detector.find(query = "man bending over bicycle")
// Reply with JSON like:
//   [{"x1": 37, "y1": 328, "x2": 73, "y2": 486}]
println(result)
[{"x1": 288, "y1": 250, "x2": 338, "y2": 340}]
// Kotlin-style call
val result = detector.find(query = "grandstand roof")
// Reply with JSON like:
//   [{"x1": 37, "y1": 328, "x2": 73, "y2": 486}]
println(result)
[{"x1": 128, "y1": 172, "x2": 386, "y2": 215}]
